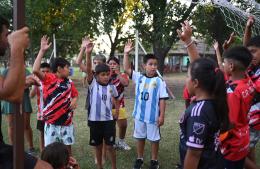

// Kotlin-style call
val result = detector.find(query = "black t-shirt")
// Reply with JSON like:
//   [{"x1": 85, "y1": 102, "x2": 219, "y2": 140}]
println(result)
[
  {"x1": 0, "y1": 143, "x2": 37, "y2": 169},
  {"x1": 179, "y1": 100, "x2": 223, "y2": 169}
]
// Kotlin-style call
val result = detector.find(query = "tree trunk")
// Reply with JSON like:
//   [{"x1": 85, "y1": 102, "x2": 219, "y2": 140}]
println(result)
[
  {"x1": 109, "y1": 42, "x2": 117, "y2": 58},
  {"x1": 153, "y1": 48, "x2": 167, "y2": 76}
]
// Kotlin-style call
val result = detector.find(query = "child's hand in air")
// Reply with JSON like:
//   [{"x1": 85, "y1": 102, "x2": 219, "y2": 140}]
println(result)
[
  {"x1": 40, "y1": 35, "x2": 52, "y2": 52},
  {"x1": 177, "y1": 20, "x2": 192, "y2": 44},
  {"x1": 124, "y1": 39, "x2": 133, "y2": 54}
]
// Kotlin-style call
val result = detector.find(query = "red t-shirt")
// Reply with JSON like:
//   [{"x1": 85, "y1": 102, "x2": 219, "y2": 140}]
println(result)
[
  {"x1": 220, "y1": 78, "x2": 254, "y2": 161},
  {"x1": 247, "y1": 66, "x2": 260, "y2": 130},
  {"x1": 110, "y1": 73, "x2": 128, "y2": 108},
  {"x1": 42, "y1": 73, "x2": 78, "y2": 126}
]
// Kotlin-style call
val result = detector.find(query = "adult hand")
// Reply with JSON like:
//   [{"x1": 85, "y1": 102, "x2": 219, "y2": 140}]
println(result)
[
  {"x1": 223, "y1": 32, "x2": 235, "y2": 50},
  {"x1": 124, "y1": 39, "x2": 133, "y2": 54},
  {"x1": 213, "y1": 40, "x2": 219, "y2": 51},
  {"x1": 8, "y1": 27, "x2": 30, "y2": 50},
  {"x1": 177, "y1": 20, "x2": 193, "y2": 44},
  {"x1": 246, "y1": 16, "x2": 255, "y2": 28},
  {"x1": 84, "y1": 38, "x2": 94, "y2": 55}
]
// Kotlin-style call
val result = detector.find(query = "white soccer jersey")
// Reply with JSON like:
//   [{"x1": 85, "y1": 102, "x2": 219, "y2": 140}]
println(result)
[
  {"x1": 88, "y1": 78, "x2": 119, "y2": 121},
  {"x1": 132, "y1": 71, "x2": 169, "y2": 124}
]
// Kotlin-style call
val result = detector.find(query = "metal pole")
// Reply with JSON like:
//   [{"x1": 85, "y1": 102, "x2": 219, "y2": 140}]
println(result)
[
  {"x1": 13, "y1": 0, "x2": 25, "y2": 169},
  {"x1": 135, "y1": 30, "x2": 139, "y2": 71},
  {"x1": 53, "y1": 34, "x2": 57, "y2": 58}
]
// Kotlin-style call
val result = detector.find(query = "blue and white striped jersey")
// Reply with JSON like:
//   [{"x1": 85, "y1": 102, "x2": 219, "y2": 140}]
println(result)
[
  {"x1": 88, "y1": 78, "x2": 118, "y2": 121},
  {"x1": 131, "y1": 71, "x2": 169, "y2": 124}
]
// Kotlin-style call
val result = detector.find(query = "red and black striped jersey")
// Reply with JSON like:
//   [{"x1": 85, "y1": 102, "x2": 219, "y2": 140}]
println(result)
[
  {"x1": 220, "y1": 78, "x2": 254, "y2": 161},
  {"x1": 247, "y1": 65, "x2": 260, "y2": 130},
  {"x1": 42, "y1": 73, "x2": 78, "y2": 126}
]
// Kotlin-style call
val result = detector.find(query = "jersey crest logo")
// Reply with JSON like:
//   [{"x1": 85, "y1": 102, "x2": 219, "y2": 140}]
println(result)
[
  {"x1": 144, "y1": 83, "x2": 149, "y2": 89},
  {"x1": 193, "y1": 122, "x2": 205, "y2": 135},
  {"x1": 152, "y1": 81, "x2": 157, "y2": 88}
]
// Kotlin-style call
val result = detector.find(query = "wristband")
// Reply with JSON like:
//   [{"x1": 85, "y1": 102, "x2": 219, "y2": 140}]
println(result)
[{"x1": 184, "y1": 40, "x2": 194, "y2": 48}]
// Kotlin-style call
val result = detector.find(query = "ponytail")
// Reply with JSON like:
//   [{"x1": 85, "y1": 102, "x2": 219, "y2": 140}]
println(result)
[
  {"x1": 213, "y1": 69, "x2": 230, "y2": 133},
  {"x1": 190, "y1": 58, "x2": 230, "y2": 133}
]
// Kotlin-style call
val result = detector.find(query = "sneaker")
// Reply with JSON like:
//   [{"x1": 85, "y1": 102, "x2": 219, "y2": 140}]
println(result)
[
  {"x1": 149, "y1": 160, "x2": 159, "y2": 169},
  {"x1": 133, "y1": 159, "x2": 143, "y2": 169},
  {"x1": 117, "y1": 140, "x2": 131, "y2": 150}
]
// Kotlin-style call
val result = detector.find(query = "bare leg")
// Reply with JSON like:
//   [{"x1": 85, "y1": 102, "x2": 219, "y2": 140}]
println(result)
[
  {"x1": 107, "y1": 145, "x2": 116, "y2": 169},
  {"x1": 151, "y1": 141, "x2": 159, "y2": 160},
  {"x1": 136, "y1": 139, "x2": 145, "y2": 158},
  {"x1": 24, "y1": 112, "x2": 34, "y2": 149},
  {"x1": 6, "y1": 114, "x2": 14, "y2": 145},
  {"x1": 39, "y1": 130, "x2": 44, "y2": 152},
  {"x1": 95, "y1": 145, "x2": 103, "y2": 169},
  {"x1": 117, "y1": 119, "x2": 127, "y2": 139}
]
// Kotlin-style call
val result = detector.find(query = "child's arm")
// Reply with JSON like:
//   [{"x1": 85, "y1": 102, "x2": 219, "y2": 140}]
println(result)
[
  {"x1": 112, "y1": 97, "x2": 120, "y2": 120},
  {"x1": 76, "y1": 37, "x2": 88, "y2": 73},
  {"x1": 33, "y1": 36, "x2": 52, "y2": 80},
  {"x1": 70, "y1": 82, "x2": 79, "y2": 110},
  {"x1": 183, "y1": 149, "x2": 202, "y2": 169},
  {"x1": 85, "y1": 38, "x2": 94, "y2": 83},
  {"x1": 243, "y1": 16, "x2": 254, "y2": 46},
  {"x1": 123, "y1": 40, "x2": 134, "y2": 76},
  {"x1": 158, "y1": 99, "x2": 166, "y2": 127},
  {"x1": 177, "y1": 21, "x2": 199, "y2": 63},
  {"x1": 213, "y1": 41, "x2": 224, "y2": 71},
  {"x1": 118, "y1": 73, "x2": 129, "y2": 87},
  {"x1": 30, "y1": 85, "x2": 37, "y2": 98},
  {"x1": 222, "y1": 32, "x2": 235, "y2": 51}
]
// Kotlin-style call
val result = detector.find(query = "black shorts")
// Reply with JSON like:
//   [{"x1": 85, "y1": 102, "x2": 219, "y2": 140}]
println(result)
[
  {"x1": 88, "y1": 120, "x2": 115, "y2": 146},
  {"x1": 36, "y1": 120, "x2": 45, "y2": 132}
]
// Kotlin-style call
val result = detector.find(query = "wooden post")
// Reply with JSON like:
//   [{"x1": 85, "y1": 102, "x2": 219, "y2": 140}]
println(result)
[{"x1": 13, "y1": 0, "x2": 25, "y2": 169}]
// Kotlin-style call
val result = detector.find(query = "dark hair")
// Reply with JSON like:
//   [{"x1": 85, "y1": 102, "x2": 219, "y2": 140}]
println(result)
[
  {"x1": 93, "y1": 55, "x2": 106, "y2": 63},
  {"x1": 190, "y1": 58, "x2": 229, "y2": 132},
  {"x1": 41, "y1": 142, "x2": 69, "y2": 169},
  {"x1": 0, "y1": 16, "x2": 9, "y2": 33},
  {"x1": 40, "y1": 62, "x2": 50, "y2": 68},
  {"x1": 247, "y1": 35, "x2": 260, "y2": 48},
  {"x1": 107, "y1": 57, "x2": 119, "y2": 65},
  {"x1": 95, "y1": 63, "x2": 110, "y2": 74},
  {"x1": 223, "y1": 46, "x2": 252, "y2": 69},
  {"x1": 143, "y1": 54, "x2": 158, "y2": 64},
  {"x1": 51, "y1": 57, "x2": 70, "y2": 73}
]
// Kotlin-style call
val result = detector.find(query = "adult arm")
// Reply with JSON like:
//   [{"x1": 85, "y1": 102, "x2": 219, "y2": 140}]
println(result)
[
  {"x1": 85, "y1": 38, "x2": 94, "y2": 83},
  {"x1": 0, "y1": 27, "x2": 29, "y2": 102},
  {"x1": 183, "y1": 148, "x2": 202, "y2": 169},
  {"x1": 213, "y1": 41, "x2": 224, "y2": 71},
  {"x1": 123, "y1": 40, "x2": 134, "y2": 76}
]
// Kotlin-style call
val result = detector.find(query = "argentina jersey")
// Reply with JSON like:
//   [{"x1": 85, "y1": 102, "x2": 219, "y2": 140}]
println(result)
[
  {"x1": 88, "y1": 78, "x2": 118, "y2": 121},
  {"x1": 132, "y1": 71, "x2": 169, "y2": 124}
]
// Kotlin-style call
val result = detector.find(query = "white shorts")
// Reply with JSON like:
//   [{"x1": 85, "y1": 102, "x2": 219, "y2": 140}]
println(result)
[
  {"x1": 133, "y1": 119, "x2": 160, "y2": 142},
  {"x1": 44, "y1": 123, "x2": 75, "y2": 146}
]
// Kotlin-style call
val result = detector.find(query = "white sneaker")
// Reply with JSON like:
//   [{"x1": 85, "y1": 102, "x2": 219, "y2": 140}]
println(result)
[{"x1": 118, "y1": 140, "x2": 131, "y2": 150}]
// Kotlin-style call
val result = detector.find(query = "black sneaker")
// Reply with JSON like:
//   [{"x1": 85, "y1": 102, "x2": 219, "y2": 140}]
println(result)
[
  {"x1": 149, "y1": 160, "x2": 159, "y2": 169},
  {"x1": 133, "y1": 159, "x2": 143, "y2": 169}
]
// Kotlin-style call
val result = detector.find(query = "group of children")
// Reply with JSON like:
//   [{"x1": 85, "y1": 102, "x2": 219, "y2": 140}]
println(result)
[{"x1": 1, "y1": 15, "x2": 259, "y2": 169}]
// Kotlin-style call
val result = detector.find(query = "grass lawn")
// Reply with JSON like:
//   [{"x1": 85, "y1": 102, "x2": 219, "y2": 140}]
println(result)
[{"x1": 1, "y1": 72, "x2": 260, "y2": 169}]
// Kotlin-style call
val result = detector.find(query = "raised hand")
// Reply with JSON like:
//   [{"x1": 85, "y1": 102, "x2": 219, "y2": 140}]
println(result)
[
  {"x1": 8, "y1": 27, "x2": 30, "y2": 50},
  {"x1": 213, "y1": 40, "x2": 219, "y2": 51},
  {"x1": 84, "y1": 38, "x2": 94, "y2": 55},
  {"x1": 40, "y1": 35, "x2": 52, "y2": 52},
  {"x1": 177, "y1": 20, "x2": 192, "y2": 44},
  {"x1": 223, "y1": 32, "x2": 235, "y2": 50},
  {"x1": 81, "y1": 36, "x2": 88, "y2": 49},
  {"x1": 124, "y1": 39, "x2": 133, "y2": 54},
  {"x1": 246, "y1": 16, "x2": 255, "y2": 28}
]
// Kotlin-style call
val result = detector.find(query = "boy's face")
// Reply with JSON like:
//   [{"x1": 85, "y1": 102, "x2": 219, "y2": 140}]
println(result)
[
  {"x1": 93, "y1": 59, "x2": 103, "y2": 70},
  {"x1": 40, "y1": 67, "x2": 50, "y2": 74},
  {"x1": 143, "y1": 59, "x2": 158, "y2": 77},
  {"x1": 96, "y1": 71, "x2": 110, "y2": 85},
  {"x1": 223, "y1": 58, "x2": 233, "y2": 75},
  {"x1": 58, "y1": 65, "x2": 70, "y2": 78},
  {"x1": 248, "y1": 46, "x2": 260, "y2": 66}
]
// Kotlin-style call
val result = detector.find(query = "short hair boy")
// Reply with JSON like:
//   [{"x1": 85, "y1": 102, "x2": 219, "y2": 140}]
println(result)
[
  {"x1": 33, "y1": 36, "x2": 78, "y2": 155},
  {"x1": 220, "y1": 46, "x2": 255, "y2": 168},
  {"x1": 123, "y1": 40, "x2": 169, "y2": 169}
]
